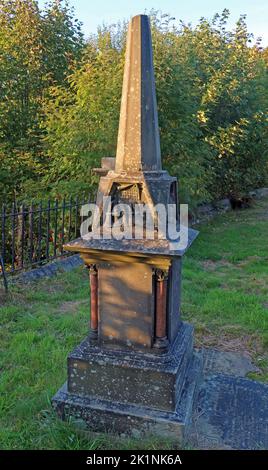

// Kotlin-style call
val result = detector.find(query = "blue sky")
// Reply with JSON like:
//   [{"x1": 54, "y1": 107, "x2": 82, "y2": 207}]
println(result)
[{"x1": 38, "y1": 0, "x2": 268, "y2": 46}]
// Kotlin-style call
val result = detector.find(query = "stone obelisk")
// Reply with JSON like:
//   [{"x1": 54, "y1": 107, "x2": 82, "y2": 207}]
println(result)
[
  {"x1": 116, "y1": 14, "x2": 161, "y2": 173},
  {"x1": 52, "y1": 14, "x2": 202, "y2": 441}
]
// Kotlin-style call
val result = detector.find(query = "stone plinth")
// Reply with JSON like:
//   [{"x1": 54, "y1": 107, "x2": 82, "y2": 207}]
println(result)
[
  {"x1": 53, "y1": 323, "x2": 203, "y2": 440},
  {"x1": 52, "y1": 13, "x2": 202, "y2": 442}
]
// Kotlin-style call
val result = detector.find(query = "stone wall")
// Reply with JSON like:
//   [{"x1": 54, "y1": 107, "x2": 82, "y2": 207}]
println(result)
[{"x1": 191, "y1": 187, "x2": 268, "y2": 225}]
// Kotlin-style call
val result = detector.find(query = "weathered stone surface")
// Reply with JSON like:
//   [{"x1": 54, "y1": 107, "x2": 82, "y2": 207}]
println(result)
[
  {"x1": 202, "y1": 348, "x2": 260, "y2": 377},
  {"x1": 68, "y1": 322, "x2": 194, "y2": 411},
  {"x1": 14, "y1": 254, "x2": 83, "y2": 283},
  {"x1": 213, "y1": 198, "x2": 232, "y2": 212},
  {"x1": 116, "y1": 15, "x2": 161, "y2": 173},
  {"x1": 64, "y1": 226, "x2": 198, "y2": 258},
  {"x1": 54, "y1": 13, "x2": 201, "y2": 442},
  {"x1": 192, "y1": 374, "x2": 268, "y2": 450},
  {"x1": 98, "y1": 261, "x2": 154, "y2": 348},
  {"x1": 75, "y1": 16, "x2": 189, "y2": 240},
  {"x1": 192, "y1": 198, "x2": 232, "y2": 224},
  {"x1": 249, "y1": 187, "x2": 268, "y2": 199},
  {"x1": 93, "y1": 157, "x2": 115, "y2": 177},
  {"x1": 188, "y1": 349, "x2": 266, "y2": 449},
  {"x1": 53, "y1": 351, "x2": 203, "y2": 441},
  {"x1": 168, "y1": 258, "x2": 182, "y2": 343}
]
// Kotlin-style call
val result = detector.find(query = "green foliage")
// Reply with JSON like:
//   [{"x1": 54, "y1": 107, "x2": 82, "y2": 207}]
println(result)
[
  {"x1": 0, "y1": 0, "x2": 84, "y2": 202},
  {"x1": 0, "y1": 268, "x2": 179, "y2": 449},
  {"x1": 0, "y1": 198, "x2": 267, "y2": 449},
  {"x1": 183, "y1": 197, "x2": 268, "y2": 364},
  {"x1": 0, "y1": 7, "x2": 267, "y2": 206},
  {"x1": 190, "y1": 11, "x2": 268, "y2": 199},
  {"x1": 43, "y1": 10, "x2": 268, "y2": 206},
  {"x1": 42, "y1": 25, "x2": 125, "y2": 198},
  {"x1": 151, "y1": 14, "x2": 214, "y2": 205}
]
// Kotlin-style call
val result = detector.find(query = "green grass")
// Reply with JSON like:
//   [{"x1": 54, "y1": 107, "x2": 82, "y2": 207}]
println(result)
[
  {"x1": 183, "y1": 198, "x2": 268, "y2": 381},
  {"x1": 0, "y1": 270, "x2": 178, "y2": 450},
  {"x1": 0, "y1": 198, "x2": 267, "y2": 449}
]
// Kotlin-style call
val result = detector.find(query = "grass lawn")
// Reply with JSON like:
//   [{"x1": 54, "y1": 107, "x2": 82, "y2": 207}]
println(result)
[{"x1": 0, "y1": 198, "x2": 267, "y2": 450}]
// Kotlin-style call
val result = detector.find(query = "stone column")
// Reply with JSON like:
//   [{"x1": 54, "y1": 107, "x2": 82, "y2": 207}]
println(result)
[
  {"x1": 87, "y1": 264, "x2": 98, "y2": 340},
  {"x1": 154, "y1": 269, "x2": 169, "y2": 349},
  {"x1": 53, "y1": 14, "x2": 201, "y2": 443}
]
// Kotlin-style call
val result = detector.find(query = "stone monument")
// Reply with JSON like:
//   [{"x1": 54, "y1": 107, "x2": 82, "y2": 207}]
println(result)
[{"x1": 53, "y1": 14, "x2": 202, "y2": 441}]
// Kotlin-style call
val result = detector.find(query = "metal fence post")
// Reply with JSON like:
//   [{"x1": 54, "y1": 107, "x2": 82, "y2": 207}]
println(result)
[
  {"x1": 0, "y1": 194, "x2": 90, "y2": 277},
  {"x1": 0, "y1": 256, "x2": 8, "y2": 293}
]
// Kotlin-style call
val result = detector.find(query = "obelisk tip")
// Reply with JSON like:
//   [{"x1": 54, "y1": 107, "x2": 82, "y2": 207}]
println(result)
[{"x1": 115, "y1": 14, "x2": 162, "y2": 173}]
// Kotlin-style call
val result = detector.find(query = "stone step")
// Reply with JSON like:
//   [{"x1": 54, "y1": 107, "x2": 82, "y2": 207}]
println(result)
[
  {"x1": 176, "y1": 350, "x2": 204, "y2": 435},
  {"x1": 52, "y1": 338, "x2": 204, "y2": 443},
  {"x1": 67, "y1": 322, "x2": 194, "y2": 412}
]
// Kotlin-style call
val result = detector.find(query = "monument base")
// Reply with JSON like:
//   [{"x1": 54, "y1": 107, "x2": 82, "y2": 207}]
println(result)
[{"x1": 52, "y1": 324, "x2": 203, "y2": 441}]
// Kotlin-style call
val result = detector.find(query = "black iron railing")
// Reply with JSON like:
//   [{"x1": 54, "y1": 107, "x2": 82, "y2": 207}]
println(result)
[{"x1": 0, "y1": 196, "x2": 90, "y2": 279}]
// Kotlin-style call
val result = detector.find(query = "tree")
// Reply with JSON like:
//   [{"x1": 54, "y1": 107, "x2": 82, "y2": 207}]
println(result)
[
  {"x1": 43, "y1": 10, "x2": 268, "y2": 206},
  {"x1": 0, "y1": 0, "x2": 84, "y2": 201},
  {"x1": 0, "y1": 8, "x2": 267, "y2": 206},
  {"x1": 42, "y1": 24, "x2": 125, "y2": 198}
]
